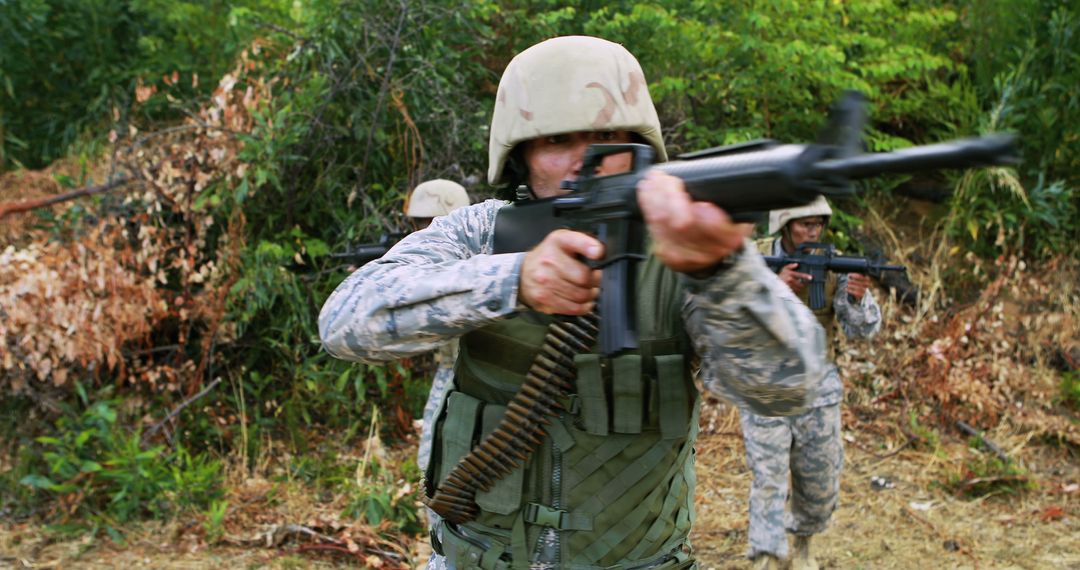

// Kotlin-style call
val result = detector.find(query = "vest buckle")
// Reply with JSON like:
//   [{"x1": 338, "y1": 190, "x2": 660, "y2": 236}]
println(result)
[
  {"x1": 524, "y1": 502, "x2": 564, "y2": 528},
  {"x1": 523, "y1": 502, "x2": 593, "y2": 530}
]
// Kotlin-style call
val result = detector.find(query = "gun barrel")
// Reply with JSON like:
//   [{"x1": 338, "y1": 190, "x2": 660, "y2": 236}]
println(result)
[
  {"x1": 330, "y1": 244, "x2": 389, "y2": 261},
  {"x1": 655, "y1": 144, "x2": 829, "y2": 214},
  {"x1": 811, "y1": 134, "x2": 1018, "y2": 180}
]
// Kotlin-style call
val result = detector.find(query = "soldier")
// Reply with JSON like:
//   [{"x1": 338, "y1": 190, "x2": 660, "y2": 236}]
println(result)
[
  {"x1": 320, "y1": 36, "x2": 827, "y2": 569},
  {"x1": 742, "y1": 196, "x2": 882, "y2": 570}
]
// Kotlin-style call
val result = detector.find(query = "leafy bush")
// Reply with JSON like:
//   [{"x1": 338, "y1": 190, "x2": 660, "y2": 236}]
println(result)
[{"x1": 19, "y1": 396, "x2": 222, "y2": 534}]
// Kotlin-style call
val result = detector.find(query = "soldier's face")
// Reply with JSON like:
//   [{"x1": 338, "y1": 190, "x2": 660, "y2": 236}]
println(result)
[
  {"x1": 522, "y1": 130, "x2": 634, "y2": 198},
  {"x1": 784, "y1": 216, "x2": 826, "y2": 248},
  {"x1": 410, "y1": 217, "x2": 433, "y2": 231}
]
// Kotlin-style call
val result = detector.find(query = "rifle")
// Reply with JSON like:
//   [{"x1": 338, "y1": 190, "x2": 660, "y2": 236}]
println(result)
[
  {"x1": 330, "y1": 232, "x2": 408, "y2": 266},
  {"x1": 762, "y1": 242, "x2": 905, "y2": 310},
  {"x1": 492, "y1": 90, "x2": 1018, "y2": 356}
]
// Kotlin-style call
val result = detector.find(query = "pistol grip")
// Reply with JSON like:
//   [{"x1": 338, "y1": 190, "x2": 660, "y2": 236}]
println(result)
[
  {"x1": 598, "y1": 258, "x2": 639, "y2": 356},
  {"x1": 808, "y1": 278, "x2": 827, "y2": 311}
]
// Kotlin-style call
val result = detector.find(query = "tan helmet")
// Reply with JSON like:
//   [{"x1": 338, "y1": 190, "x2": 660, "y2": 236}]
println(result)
[
  {"x1": 487, "y1": 35, "x2": 668, "y2": 185},
  {"x1": 405, "y1": 179, "x2": 469, "y2": 217},
  {"x1": 767, "y1": 195, "x2": 833, "y2": 235}
]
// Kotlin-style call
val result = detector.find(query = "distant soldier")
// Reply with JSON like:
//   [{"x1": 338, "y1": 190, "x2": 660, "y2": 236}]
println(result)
[
  {"x1": 406, "y1": 179, "x2": 471, "y2": 475},
  {"x1": 406, "y1": 179, "x2": 470, "y2": 231},
  {"x1": 743, "y1": 196, "x2": 882, "y2": 570}
]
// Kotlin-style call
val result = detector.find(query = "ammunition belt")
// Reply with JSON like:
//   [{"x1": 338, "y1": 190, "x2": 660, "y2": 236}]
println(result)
[{"x1": 426, "y1": 311, "x2": 599, "y2": 524}]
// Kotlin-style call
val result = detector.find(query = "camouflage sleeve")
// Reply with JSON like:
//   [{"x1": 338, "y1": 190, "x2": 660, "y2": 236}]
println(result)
[
  {"x1": 683, "y1": 240, "x2": 827, "y2": 417},
  {"x1": 318, "y1": 200, "x2": 522, "y2": 362},
  {"x1": 833, "y1": 274, "x2": 882, "y2": 339}
]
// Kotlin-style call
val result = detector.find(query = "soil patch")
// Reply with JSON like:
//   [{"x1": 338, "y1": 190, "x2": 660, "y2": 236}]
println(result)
[{"x1": 691, "y1": 401, "x2": 1079, "y2": 570}]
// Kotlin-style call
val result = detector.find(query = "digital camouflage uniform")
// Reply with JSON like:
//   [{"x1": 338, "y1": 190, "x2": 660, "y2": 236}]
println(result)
[
  {"x1": 740, "y1": 220, "x2": 881, "y2": 562},
  {"x1": 418, "y1": 342, "x2": 459, "y2": 472},
  {"x1": 319, "y1": 36, "x2": 828, "y2": 570}
]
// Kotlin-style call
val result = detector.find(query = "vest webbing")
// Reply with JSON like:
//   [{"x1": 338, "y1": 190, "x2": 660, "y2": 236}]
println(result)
[{"x1": 430, "y1": 255, "x2": 699, "y2": 568}]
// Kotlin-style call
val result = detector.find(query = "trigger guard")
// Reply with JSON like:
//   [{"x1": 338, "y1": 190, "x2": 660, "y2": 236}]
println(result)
[{"x1": 588, "y1": 252, "x2": 647, "y2": 270}]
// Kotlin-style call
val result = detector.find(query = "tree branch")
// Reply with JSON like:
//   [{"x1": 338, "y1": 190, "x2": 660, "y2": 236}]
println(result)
[
  {"x1": 0, "y1": 175, "x2": 134, "y2": 220},
  {"x1": 141, "y1": 377, "x2": 222, "y2": 446}
]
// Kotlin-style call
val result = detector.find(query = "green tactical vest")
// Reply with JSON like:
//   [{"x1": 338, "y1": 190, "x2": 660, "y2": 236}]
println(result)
[
  {"x1": 428, "y1": 254, "x2": 700, "y2": 570},
  {"x1": 755, "y1": 238, "x2": 839, "y2": 350}
]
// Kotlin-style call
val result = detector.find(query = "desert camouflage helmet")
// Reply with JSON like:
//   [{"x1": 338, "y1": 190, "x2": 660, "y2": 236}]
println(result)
[
  {"x1": 768, "y1": 195, "x2": 833, "y2": 235},
  {"x1": 405, "y1": 179, "x2": 469, "y2": 217},
  {"x1": 487, "y1": 35, "x2": 668, "y2": 185}
]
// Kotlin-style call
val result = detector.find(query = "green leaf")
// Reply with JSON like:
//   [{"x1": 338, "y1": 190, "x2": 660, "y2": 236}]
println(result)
[
  {"x1": 81, "y1": 461, "x2": 103, "y2": 473},
  {"x1": 235, "y1": 179, "x2": 250, "y2": 203},
  {"x1": 20, "y1": 474, "x2": 57, "y2": 490},
  {"x1": 75, "y1": 430, "x2": 94, "y2": 447}
]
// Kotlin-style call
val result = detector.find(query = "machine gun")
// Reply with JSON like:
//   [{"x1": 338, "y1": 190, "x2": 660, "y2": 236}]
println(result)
[
  {"x1": 492, "y1": 90, "x2": 1018, "y2": 356},
  {"x1": 329, "y1": 232, "x2": 408, "y2": 266},
  {"x1": 762, "y1": 242, "x2": 905, "y2": 310}
]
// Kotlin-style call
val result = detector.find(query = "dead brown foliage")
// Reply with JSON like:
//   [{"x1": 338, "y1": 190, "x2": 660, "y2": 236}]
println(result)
[
  {"x1": 840, "y1": 197, "x2": 1080, "y2": 448},
  {"x1": 0, "y1": 44, "x2": 272, "y2": 398}
]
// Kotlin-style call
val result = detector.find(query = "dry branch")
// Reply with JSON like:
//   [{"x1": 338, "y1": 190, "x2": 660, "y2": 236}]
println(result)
[
  {"x1": 141, "y1": 378, "x2": 222, "y2": 446},
  {"x1": 955, "y1": 420, "x2": 1011, "y2": 463},
  {"x1": 0, "y1": 175, "x2": 133, "y2": 220}
]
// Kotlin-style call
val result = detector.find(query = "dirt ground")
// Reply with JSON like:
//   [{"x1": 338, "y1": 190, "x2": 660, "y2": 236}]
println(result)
[
  {"x1": 691, "y1": 402, "x2": 1079, "y2": 570},
  {"x1": 3, "y1": 398, "x2": 1076, "y2": 570}
]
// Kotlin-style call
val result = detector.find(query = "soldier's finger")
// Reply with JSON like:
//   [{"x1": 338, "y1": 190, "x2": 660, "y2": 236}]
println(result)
[
  {"x1": 550, "y1": 253, "x2": 600, "y2": 288},
  {"x1": 638, "y1": 172, "x2": 692, "y2": 232},
  {"x1": 686, "y1": 202, "x2": 741, "y2": 257},
  {"x1": 550, "y1": 229, "x2": 604, "y2": 261}
]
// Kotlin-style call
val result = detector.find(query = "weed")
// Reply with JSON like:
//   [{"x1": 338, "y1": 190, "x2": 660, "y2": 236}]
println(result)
[
  {"x1": 946, "y1": 455, "x2": 1035, "y2": 498},
  {"x1": 203, "y1": 499, "x2": 229, "y2": 544},
  {"x1": 907, "y1": 411, "x2": 941, "y2": 451},
  {"x1": 1057, "y1": 371, "x2": 1080, "y2": 411},
  {"x1": 18, "y1": 398, "x2": 223, "y2": 535}
]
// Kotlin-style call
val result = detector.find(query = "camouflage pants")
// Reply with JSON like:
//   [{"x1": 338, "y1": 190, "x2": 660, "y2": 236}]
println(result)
[{"x1": 739, "y1": 404, "x2": 843, "y2": 559}]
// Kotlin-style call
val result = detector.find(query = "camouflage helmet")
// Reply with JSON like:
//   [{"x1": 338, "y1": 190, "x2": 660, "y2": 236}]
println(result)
[
  {"x1": 405, "y1": 179, "x2": 469, "y2": 217},
  {"x1": 767, "y1": 195, "x2": 833, "y2": 235},
  {"x1": 488, "y1": 35, "x2": 668, "y2": 185}
]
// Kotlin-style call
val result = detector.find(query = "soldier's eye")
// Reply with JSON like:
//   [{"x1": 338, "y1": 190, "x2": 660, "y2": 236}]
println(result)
[
  {"x1": 595, "y1": 131, "x2": 617, "y2": 141},
  {"x1": 545, "y1": 134, "x2": 569, "y2": 145}
]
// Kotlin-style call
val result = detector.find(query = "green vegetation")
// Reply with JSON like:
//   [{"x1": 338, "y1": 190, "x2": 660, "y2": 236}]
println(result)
[
  {"x1": 17, "y1": 391, "x2": 222, "y2": 538},
  {"x1": 947, "y1": 454, "x2": 1036, "y2": 498},
  {"x1": 0, "y1": 0, "x2": 1076, "y2": 549},
  {"x1": 0, "y1": 0, "x2": 295, "y2": 169}
]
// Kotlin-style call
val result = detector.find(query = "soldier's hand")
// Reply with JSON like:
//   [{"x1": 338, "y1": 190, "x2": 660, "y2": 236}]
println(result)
[
  {"x1": 779, "y1": 263, "x2": 813, "y2": 293},
  {"x1": 637, "y1": 171, "x2": 744, "y2": 274},
  {"x1": 846, "y1": 272, "x2": 871, "y2": 301},
  {"x1": 519, "y1": 229, "x2": 603, "y2": 315}
]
